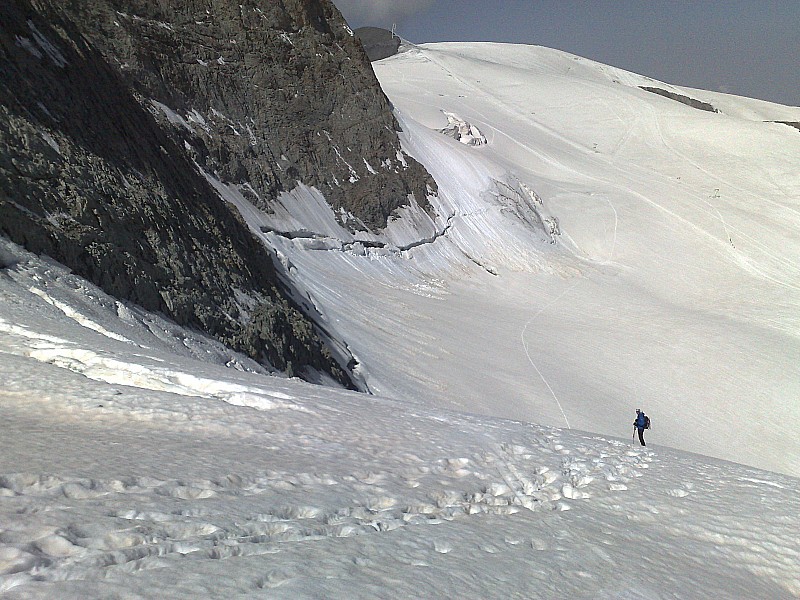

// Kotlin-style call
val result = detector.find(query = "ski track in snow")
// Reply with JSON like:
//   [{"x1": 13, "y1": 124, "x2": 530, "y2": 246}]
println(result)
[
  {"x1": 372, "y1": 43, "x2": 800, "y2": 477},
  {"x1": 632, "y1": 101, "x2": 800, "y2": 291},
  {"x1": 2, "y1": 376, "x2": 799, "y2": 598},
  {"x1": 4, "y1": 357, "x2": 799, "y2": 600},
  {"x1": 520, "y1": 281, "x2": 581, "y2": 430},
  {"x1": 2, "y1": 239, "x2": 799, "y2": 596}
]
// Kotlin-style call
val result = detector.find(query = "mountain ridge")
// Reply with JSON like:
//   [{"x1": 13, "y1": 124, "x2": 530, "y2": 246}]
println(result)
[{"x1": 0, "y1": 0, "x2": 435, "y2": 385}]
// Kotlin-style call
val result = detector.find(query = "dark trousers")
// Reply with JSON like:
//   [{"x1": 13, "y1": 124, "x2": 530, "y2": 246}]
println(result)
[{"x1": 637, "y1": 427, "x2": 646, "y2": 446}]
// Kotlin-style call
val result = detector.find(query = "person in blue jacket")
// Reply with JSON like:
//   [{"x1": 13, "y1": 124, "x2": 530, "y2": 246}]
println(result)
[{"x1": 633, "y1": 409, "x2": 650, "y2": 446}]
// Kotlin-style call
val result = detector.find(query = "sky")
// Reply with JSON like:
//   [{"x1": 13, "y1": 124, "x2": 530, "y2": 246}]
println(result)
[{"x1": 333, "y1": 0, "x2": 799, "y2": 107}]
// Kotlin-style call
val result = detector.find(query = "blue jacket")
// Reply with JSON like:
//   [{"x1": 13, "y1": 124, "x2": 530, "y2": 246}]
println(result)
[{"x1": 635, "y1": 412, "x2": 648, "y2": 429}]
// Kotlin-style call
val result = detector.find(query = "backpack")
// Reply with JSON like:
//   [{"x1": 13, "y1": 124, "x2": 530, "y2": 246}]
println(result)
[{"x1": 644, "y1": 415, "x2": 651, "y2": 429}]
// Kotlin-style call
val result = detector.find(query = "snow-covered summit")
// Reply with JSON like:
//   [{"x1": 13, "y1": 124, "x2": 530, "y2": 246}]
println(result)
[{"x1": 364, "y1": 41, "x2": 800, "y2": 476}]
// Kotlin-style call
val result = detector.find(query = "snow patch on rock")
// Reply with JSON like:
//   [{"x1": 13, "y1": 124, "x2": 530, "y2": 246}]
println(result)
[{"x1": 439, "y1": 111, "x2": 487, "y2": 146}]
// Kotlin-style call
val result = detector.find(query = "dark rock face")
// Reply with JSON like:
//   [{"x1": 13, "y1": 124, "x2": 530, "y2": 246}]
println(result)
[
  {"x1": 355, "y1": 27, "x2": 401, "y2": 62},
  {"x1": 0, "y1": 0, "x2": 432, "y2": 387},
  {"x1": 639, "y1": 86, "x2": 719, "y2": 113},
  {"x1": 70, "y1": 0, "x2": 432, "y2": 230}
]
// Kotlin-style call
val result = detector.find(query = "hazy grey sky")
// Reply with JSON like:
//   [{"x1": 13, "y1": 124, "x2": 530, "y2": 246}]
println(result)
[{"x1": 333, "y1": 1, "x2": 799, "y2": 107}]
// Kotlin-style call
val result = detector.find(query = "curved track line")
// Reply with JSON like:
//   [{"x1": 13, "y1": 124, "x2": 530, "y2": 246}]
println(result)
[
  {"x1": 520, "y1": 282, "x2": 580, "y2": 429},
  {"x1": 603, "y1": 195, "x2": 619, "y2": 263}
]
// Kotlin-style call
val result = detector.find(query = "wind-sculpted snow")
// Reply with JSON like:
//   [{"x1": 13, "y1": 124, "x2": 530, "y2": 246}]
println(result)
[
  {"x1": 2, "y1": 354, "x2": 799, "y2": 597},
  {"x1": 0, "y1": 409, "x2": 659, "y2": 593},
  {"x1": 2, "y1": 361, "x2": 799, "y2": 597}
]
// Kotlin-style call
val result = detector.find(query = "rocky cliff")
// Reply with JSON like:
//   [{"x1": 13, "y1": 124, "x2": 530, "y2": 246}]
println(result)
[
  {"x1": 0, "y1": 0, "x2": 433, "y2": 386},
  {"x1": 354, "y1": 27, "x2": 401, "y2": 62}
]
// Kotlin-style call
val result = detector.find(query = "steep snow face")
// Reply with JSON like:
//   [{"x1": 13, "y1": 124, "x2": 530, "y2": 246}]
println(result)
[
  {"x1": 233, "y1": 42, "x2": 800, "y2": 476},
  {"x1": 1, "y1": 240, "x2": 799, "y2": 598}
]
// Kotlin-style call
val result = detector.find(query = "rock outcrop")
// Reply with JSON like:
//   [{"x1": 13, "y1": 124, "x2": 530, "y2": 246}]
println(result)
[
  {"x1": 77, "y1": 0, "x2": 432, "y2": 230},
  {"x1": 639, "y1": 86, "x2": 718, "y2": 113},
  {"x1": 354, "y1": 27, "x2": 401, "y2": 62},
  {"x1": 0, "y1": 0, "x2": 434, "y2": 386}
]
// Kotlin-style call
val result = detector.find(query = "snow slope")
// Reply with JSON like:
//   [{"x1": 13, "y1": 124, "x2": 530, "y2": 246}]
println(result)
[
  {"x1": 1, "y1": 239, "x2": 799, "y2": 598},
  {"x1": 3, "y1": 40, "x2": 800, "y2": 597},
  {"x1": 233, "y1": 41, "x2": 800, "y2": 476}
]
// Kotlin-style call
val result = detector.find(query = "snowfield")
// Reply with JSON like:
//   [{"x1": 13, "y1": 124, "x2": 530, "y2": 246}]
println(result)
[
  {"x1": 1, "y1": 239, "x2": 799, "y2": 598},
  {"x1": 269, "y1": 41, "x2": 800, "y2": 476},
  {"x1": 3, "y1": 40, "x2": 800, "y2": 597}
]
